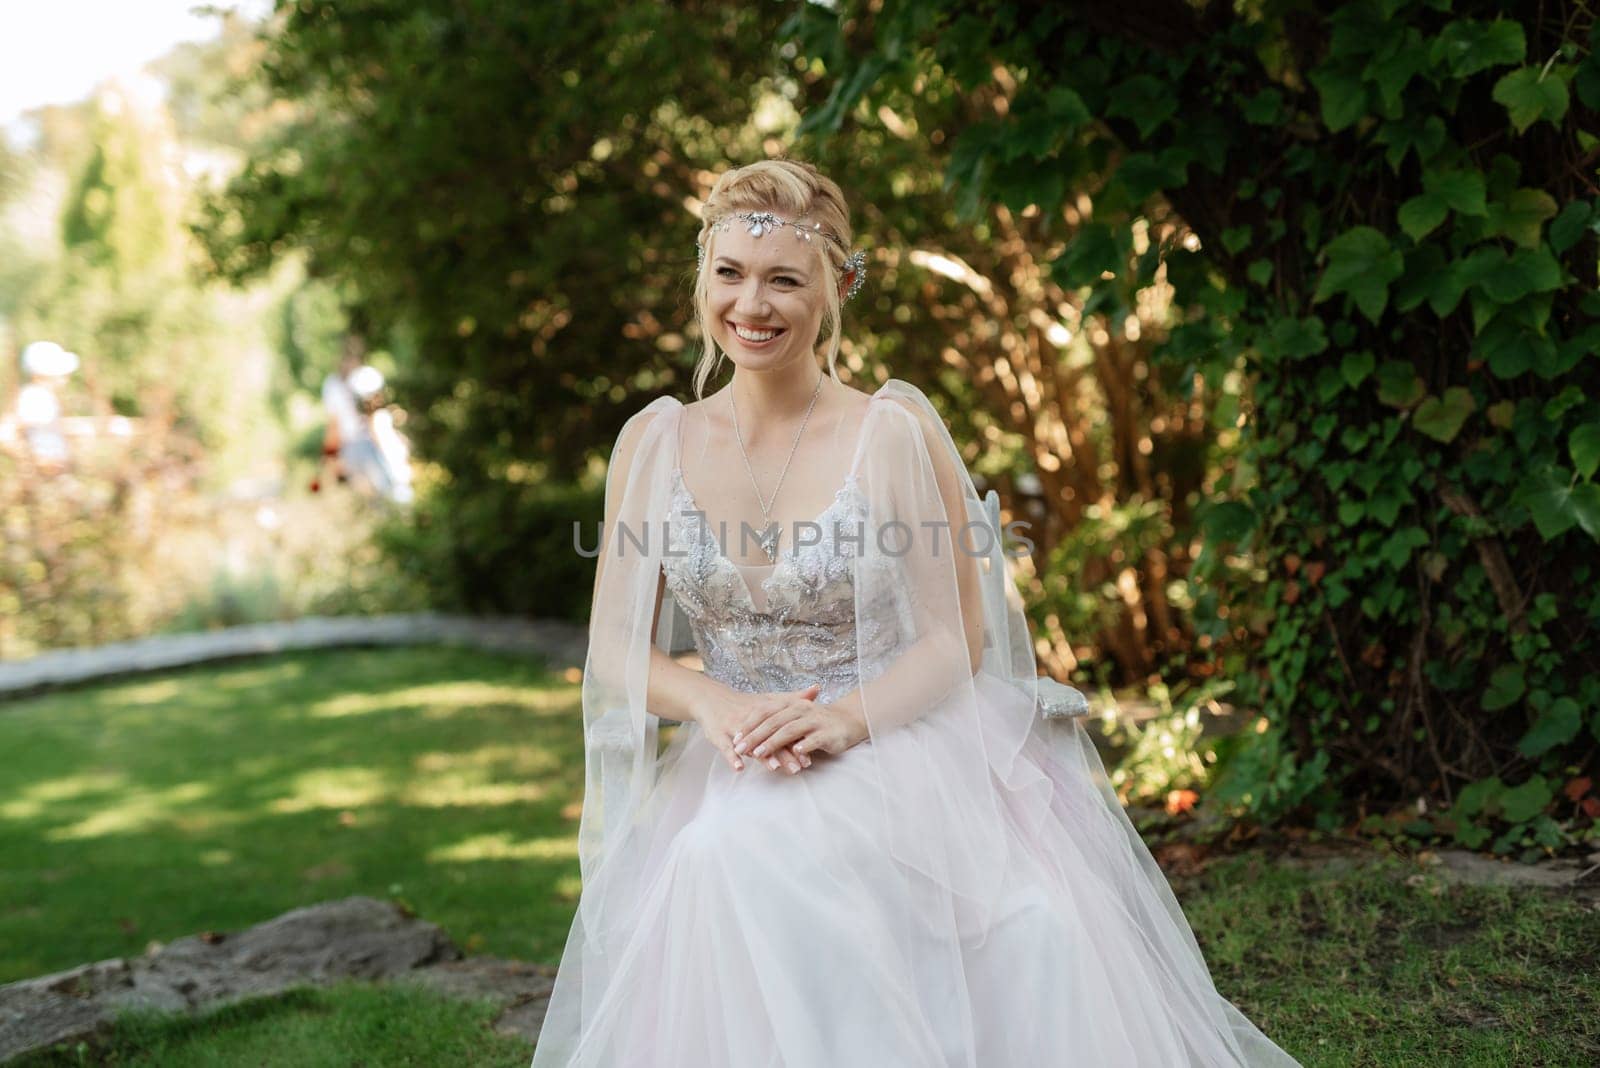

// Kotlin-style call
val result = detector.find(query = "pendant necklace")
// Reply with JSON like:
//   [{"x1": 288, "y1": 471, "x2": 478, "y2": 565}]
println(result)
[{"x1": 730, "y1": 373, "x2": 825, "y2": 563}]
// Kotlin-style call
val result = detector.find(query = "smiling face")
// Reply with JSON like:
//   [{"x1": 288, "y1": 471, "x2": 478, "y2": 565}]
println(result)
[{"x1": 704, "y1": 217, "x2": 830, "y2": 371}]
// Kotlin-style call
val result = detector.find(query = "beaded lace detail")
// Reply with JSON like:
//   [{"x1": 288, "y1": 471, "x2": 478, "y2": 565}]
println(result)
[{"x1": 661, "y1": 467, "x2": 906, "y2": 706}]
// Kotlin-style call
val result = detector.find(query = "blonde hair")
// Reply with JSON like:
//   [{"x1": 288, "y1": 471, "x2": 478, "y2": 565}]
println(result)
[{"x1": 689, "y1": 158, "x2": 857, "y2": 400}]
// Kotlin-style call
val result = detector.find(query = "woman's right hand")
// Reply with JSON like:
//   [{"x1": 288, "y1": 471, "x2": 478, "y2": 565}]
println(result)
[{"x1": 695, "y1": 682, "x2": 821, "y2": 775}]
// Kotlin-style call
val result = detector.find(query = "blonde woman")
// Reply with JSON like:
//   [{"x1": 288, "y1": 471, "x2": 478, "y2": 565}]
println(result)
[{"x1": 531, "y1": 158, "x2": 1301, "y2": 1068}]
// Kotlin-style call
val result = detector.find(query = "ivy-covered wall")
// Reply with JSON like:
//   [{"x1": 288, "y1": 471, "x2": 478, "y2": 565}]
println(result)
[{"x1": 796, "y1": 0, "x2": 1600, "y2": 853}]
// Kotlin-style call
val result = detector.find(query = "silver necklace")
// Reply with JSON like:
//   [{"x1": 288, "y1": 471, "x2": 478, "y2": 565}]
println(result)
[{"x1": 730, "y1": 373, "x2": 825, "y2": 563}]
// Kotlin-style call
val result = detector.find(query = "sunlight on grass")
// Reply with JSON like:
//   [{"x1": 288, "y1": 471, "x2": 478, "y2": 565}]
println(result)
[
  {"x1": 269, "y1": 766, "x2": 390, "y2": 813},
  {"x1": 111, "y1": 679, "x2": 186, "y2": 706},
  {"x1": 310, "y1": 680, "x2": 570, "y2": 720},
  {"x1": 405, "y1": 773, "x2": 551, "y2": 807},
  {"x1": 415, "y1": 741, "x2": 565, "y2": 777},
  {"x1": 48, "y1": 780, "x2": 215, "y2": 840},
  {"x1": 0, "y1": 768, "x2": 129, "y2": 820},
  {"x1": 427, "y1": 832, "x2": 579, "y2": 863}
]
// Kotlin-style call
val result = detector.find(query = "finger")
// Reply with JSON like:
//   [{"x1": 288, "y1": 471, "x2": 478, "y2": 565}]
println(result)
[
  {"x1": 793, "y1": 728, "x2": 836, "y2": 758},
  {"x1": 767, "y1": 744, "x2": 806, "y2": 774},
  {"x1": 752, "y1": 719, "x2": 813, "y2": 759},
  {"x1": 718, "y1": 739, "x2": 745, "y2": 772},
  {"x1": 733, "y1": 699, "x2": 783, "y2": 746},
  {"x1": 735, "y1": 707, "x2": 798, "y2": 755}
]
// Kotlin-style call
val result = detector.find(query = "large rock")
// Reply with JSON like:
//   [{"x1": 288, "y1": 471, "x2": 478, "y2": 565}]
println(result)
[{"x1": 0, "y1": 896, "x2": 556, "y2": 1062}]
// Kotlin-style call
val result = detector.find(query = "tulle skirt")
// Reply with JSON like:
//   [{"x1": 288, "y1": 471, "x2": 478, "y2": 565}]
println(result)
[{"x1": 531, "y1": 672, "x2": 1301, "y2": 1067}]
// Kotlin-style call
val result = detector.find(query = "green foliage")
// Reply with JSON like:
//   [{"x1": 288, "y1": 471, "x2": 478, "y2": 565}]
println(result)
[
  {"x1": 198, "y1": 0, "x2": 802, "y2": 606},
  {"x1": 374, "y1": 478, "x2": 603, "y2": 621},
  {"x1": 800, "y1": 0, "x2": 1600, "y2": 848}
]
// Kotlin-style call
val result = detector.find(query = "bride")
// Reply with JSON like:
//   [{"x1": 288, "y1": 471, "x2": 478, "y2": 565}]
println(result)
[{"x1": 530, "y1": 158, "x2": 1302, "y2": 1067}]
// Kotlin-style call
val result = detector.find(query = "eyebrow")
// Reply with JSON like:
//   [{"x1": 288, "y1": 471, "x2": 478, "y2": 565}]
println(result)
[{"x1": 713, "y1": 256, "x2": 810, "y2": 277}]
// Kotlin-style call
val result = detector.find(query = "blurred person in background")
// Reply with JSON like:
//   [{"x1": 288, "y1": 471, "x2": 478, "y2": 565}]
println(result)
[
  {"x1": 346, "y1": 364, "x2": 414, "y2": 506},
  {"x1": 316, "y1": 342, "x2": 365, "y2": 492},
  {"x1": 14, "y1": 341, "x2": 80, "y2": 474}
]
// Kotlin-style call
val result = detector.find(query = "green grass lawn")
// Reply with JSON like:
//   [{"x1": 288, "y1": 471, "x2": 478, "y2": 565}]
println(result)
[
  {"x1": 3, "y1": 647, "x2": 1596, "y2": 1066},
  {"x1": 0, "y1": 646, "x2": 588, "y2": 985}
]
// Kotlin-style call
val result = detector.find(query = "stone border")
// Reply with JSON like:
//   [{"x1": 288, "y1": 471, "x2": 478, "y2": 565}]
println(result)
[{"x1": 0, "y1": 614, "x2": 589, "y2": 700}]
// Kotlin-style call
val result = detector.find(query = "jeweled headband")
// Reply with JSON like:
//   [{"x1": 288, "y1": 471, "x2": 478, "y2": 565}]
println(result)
[{"x1": 697, "y1": 209, "x2": 868, "y2": 303}]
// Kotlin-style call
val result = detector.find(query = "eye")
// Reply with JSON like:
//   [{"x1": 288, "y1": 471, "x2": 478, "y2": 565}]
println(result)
[
  {"x1": 773, "y1": 276, "x2": 800, "y2": 287},
  {"x1": 715, "y1": 266, "x2": 738, "y2": 278}
]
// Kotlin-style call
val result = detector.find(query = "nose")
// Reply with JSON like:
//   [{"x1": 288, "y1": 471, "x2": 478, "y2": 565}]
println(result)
[{"x1": 733, "y1": 276, "x2": 771, "y2": 318}]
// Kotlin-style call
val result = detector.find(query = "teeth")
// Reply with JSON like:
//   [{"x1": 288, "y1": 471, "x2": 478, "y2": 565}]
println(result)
[{"x1": 734, "y1": 324, "x2": 781, "y2": 342}]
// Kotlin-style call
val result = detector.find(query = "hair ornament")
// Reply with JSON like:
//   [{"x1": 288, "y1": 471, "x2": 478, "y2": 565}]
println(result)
[{"x1": 697, "y1": 209, "x2": 868, "y2": 303}]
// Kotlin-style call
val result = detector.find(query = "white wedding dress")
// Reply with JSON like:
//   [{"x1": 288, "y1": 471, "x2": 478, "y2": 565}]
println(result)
[{"x1": 531, "y1": 381, "x2": 1301, "y2": 1067}]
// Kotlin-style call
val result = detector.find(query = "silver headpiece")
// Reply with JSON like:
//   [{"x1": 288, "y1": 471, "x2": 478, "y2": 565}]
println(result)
[{"x1": 697, "y1": 210, "x2": 868, "y2": 303}]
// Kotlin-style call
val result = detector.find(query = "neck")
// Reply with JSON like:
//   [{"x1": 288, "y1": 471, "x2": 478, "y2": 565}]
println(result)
[{"x1": 728, "y1": 360, "x2": 829, "y2": 425}]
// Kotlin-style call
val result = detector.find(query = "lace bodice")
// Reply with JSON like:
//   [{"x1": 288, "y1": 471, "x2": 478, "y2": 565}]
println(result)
[{"x1": 660, "y1": 467, "x2": 908, "y2": 705}]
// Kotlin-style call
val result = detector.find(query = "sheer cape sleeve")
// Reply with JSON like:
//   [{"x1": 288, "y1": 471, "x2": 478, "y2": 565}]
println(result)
[
  {"x1": 836, "y1": 380, "x2": 1043, "y2": 927},
  {"x1": 575, "y1": 395, "x2": 683, "y2": 943}
]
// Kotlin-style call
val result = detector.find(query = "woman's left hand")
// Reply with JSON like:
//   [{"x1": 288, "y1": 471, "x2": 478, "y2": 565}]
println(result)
[{"x1": 733, "y1": 696, "x2": 869, "y2": 765}]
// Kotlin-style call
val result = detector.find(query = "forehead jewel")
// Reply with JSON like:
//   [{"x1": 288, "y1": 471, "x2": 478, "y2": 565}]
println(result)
[{"x1": 697, "y1": 209, "x2": 867, "y2": 302}]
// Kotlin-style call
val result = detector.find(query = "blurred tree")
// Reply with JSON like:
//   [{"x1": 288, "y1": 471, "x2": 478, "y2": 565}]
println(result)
[
  {"x1": 198, "y1": 0, "x2": 810, "y2": 614},
  {"x1": 12, "y1": 85, "x2": 269, "y2": 476}
]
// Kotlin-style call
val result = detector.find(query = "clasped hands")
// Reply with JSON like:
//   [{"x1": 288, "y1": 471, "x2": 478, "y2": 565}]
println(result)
[{"x1": 697, "y1": 682, "x2": 869, "y2": 775}]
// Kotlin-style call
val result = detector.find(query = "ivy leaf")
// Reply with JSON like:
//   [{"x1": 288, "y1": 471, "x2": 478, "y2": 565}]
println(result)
[
  {"x1": 1452, "y1": 776, "x2": 1504, "y2": 818},
  {"x1": 1423, "y1": 168, "x2": 1488, "y2": 215},
  {"x1": 1474, "y1": 313, "x2": 1553, "y2": 379},
  {"x1": 1413, "y1": 386, "x2": 1476, "y2": 443},
  {"x1": 1364, "y1": 29, "x2": 1426, "y2": 114},
  {"x1": 1431, "y1": 18, "x2": 1526, "y2": 77},
  {"x1": 1309, "y1": 65, "x2": 1368, "y2": 132},
  {"x1": 1106, "y1": 74, "x2": 1178, "y2": 138},
  {"x1": 1378, "y1": 526, "x2": 1429, "y2": 570},
  {"x1": 1573, "y1": 482, "x2": 1600, "y2": 539},
  {"x1": 1313, "y1": 227, "x2": 1403, "y2": 322},
  {"x1": 1570, "y1": 423, "x2": 1600, "y2": 480},
  {"x1": 1340, "y1": 350, "x2": 1376, "y2": 388},
  {"x1": 1577, "y1": 50, "x2": 1600, "y2": 110},
  {"x1": 1477, "y1": 245, "x2": 1563, "y2": 303},
  {"x1": 1243, "y1": 88, "x2": 1283, "y2": 125},
  {"x1": 1518, "y1": 699, "x2": 1582, "y2": 758},
  {"x1": 1260, "y1": 315, "x2": 1328, "y2": 361},
  {"x1": 1369, "y1": 490, "x2": 1404, "y2": 526},
  {"x1": 1052, "y1": 222, "x2": 1121, "y2": 288},
  {"x1": 1375, "y1": 360, "x2": 1425, "y2": 408},
  {"x1": 1045, "y1": 86, "x2": 1092, "y2": 129},
  {"x1": 1548, "y1": 199, "x2": 1594, "y2": 254},
  {"x1": 1485, "y1": 399, "x2": 1516, "y2": 429},
  {"x1": 1221, "y1": 225, "x2": 1253, "y2": 255},
  {"x1": 1482, "y1": 663, "x2": 1526, "y2": 711},
  {"x1": 1398, "y1": 194, "x2": 1447, "y2": 240},
  {"x1": 1492, "y1": 66, "x2": 1570, "y2": 134},
  {"x1": 1200, "y1": 500, "x2": 1257, "y2": 544},
  {"x1": 1376, "y1": 114, "x2": 1446, "y2": 170},
  {"x1": 1487, "y1": 188, "x2": 1559, "y2": 248},
  {"x1": 1498, "y1": 775, "x2": 1554, "y2": 823},
  {"x1": 1515, "y1": 465, "x2": 1578, "y2": 540}
]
